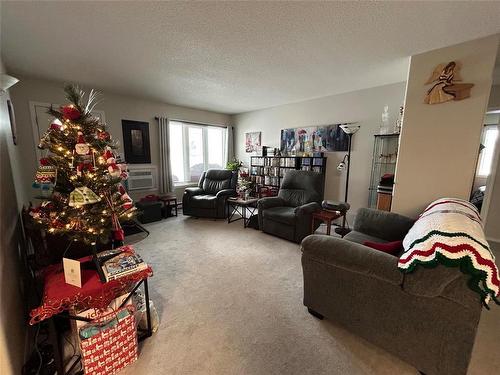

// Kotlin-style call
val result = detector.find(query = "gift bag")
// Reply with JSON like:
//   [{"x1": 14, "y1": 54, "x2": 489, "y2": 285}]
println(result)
[{"x1": 79, "y1": 306, "x2": 138, "y2": 375}]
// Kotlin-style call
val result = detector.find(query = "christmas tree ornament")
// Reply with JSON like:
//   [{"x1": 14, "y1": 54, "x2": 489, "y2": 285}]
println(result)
[
  {"x1": 69, "y1": 186, "x2": 101, "y2": 207},
  {"x1": 76, "y1": 162, "x2": 95, "y2": 177},
  {"x1": 29, "y1": 207, "x2": 42, "y2": 220},
  {"x1": 33, "y1": 163, "x2": 57, "y2": 187},
  {"x1": 120, "y1": 190, "x2": 133, "y2": 210},
  {"x1": 112, "y1": 228, "x2": 125, "y2": 241},
  {"x1": 118, "y1": 164, "x2": 129, "y2": 180},
  {"x1": 50, "y1": 118, "x2": 63, "y2": 131},
  {"x1": 98, "y1": 131, "x2": 110, "y2": 140},
  {"x1": 38, "y1": 133, "x2": 50, "y2": 149},
  {"x1": 108, "y1": 163, "x2": 122, "y2": 178},
  {"x1": 75, "y1": 132, "x2": 90, "y2": 155},
  {"x1": 104, "y1": 148, "x2": 115, "y2": 163},
  {"x1": 61, "y1": 104, "x2": 81, "y2": 121}
]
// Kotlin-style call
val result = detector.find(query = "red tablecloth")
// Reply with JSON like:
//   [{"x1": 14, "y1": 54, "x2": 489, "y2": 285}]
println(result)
[{"x1": 30, "y1": 263, "x2": 153, "y2": 325}]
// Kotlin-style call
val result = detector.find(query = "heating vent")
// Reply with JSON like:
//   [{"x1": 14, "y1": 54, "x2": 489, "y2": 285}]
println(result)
[{"x1": 127, "y1": 166, "x2": 157, "y2": 191}]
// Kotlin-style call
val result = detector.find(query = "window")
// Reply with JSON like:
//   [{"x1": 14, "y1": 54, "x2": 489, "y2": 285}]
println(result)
[
  {"x1": 477, "y1": 126, "x2": 498, "y2": 177},
  {"x1": 169, "y1": 121, "x2": 227, "y2": 185}
]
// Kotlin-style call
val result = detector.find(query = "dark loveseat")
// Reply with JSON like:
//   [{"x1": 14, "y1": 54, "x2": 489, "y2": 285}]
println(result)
[
  {"x1": 301, "y1": 208, "x2": 483, "y2": 375},
  {"x1": 258, "y1": 170, "x2": 324, "y2": 243},
  {"x1": 182, "y1": 169, "x2": 237, "y2": 219}
]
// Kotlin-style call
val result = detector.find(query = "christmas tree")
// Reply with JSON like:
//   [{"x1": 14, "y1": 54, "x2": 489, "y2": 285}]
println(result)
[{"x1": 30, "y1": 85, "x2": 135, "y2": 246}]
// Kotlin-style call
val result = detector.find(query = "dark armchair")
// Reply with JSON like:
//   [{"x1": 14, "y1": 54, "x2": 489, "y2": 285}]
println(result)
[
  {"x1": 258, "y1": 170, "x2": 324, "y2": 243},
  {"x1": 182, "y1": 169, "x2": 237, "y2": 219}
]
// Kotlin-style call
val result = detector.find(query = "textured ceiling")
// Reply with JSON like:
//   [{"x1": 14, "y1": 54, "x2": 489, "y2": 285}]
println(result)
[{"x1": 2, "y1": 2, "x2": 500, "y2": 114}]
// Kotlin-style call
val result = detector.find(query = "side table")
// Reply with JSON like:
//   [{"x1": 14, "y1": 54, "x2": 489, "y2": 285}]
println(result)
[
  {"x1": 311, "y1": 209, "x2": 343, "y2": 236},
  {"x1": 159, "y1": 194, "x2": 178, "y2": 217},
  {"x1": 30, "y1": 263, "x2": 153, "y2": 375},
  {"x1": 227, "y1": 197, "x2": 259, "y2": 228}
]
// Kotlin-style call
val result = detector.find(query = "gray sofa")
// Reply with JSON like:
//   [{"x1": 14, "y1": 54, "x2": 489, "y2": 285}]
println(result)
[
  {"x1": 182, "y1": 169, "x2": 237, "y2": 219},
  {"x1": 301, "y1": 208, "x2": 483, "y2": 375},
  {"x1": 258, "y1": 170, "x2": 324, "y2": 243}
]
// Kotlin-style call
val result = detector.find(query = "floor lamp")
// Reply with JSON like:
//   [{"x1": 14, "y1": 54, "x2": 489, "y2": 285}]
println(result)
[{"x1": 334, "y1": 124, "x2": 360, "y2": 236}]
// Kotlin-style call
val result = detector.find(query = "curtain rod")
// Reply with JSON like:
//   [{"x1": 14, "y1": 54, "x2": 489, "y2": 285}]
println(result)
[{"x1": 154, "y1": 116, "x2": 228, "y2": 128}]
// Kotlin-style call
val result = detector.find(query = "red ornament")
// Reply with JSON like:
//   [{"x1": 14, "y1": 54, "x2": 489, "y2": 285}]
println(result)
[
  {"x1": 103, "y1": 149, "x2": 115, "y2": 164},
  {"x1": 50, "y1": 118, "x2": 63, "y2": 130},
  {"x1": 61, "y1": 105, "x2": 81, "y2": 121},
  {"x1": 51, "y1": 220, "x2": 65, "y2": 229},
  {"x1": 98, "y1": 131, "x2": 110, "y2": 141},
  {"x1": 113, "y1": 229, "x2": 125, "y2": 241},
  {"x1": 40, "y1": 158, "x2": 50, "y2": 166}
]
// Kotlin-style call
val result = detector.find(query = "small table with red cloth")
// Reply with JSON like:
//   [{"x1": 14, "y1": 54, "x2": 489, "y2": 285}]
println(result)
[
  {"x1": 30, "y1": 261, "x2": 153, "y2": 374},
  {"x1": 159, "y1": 194, "x2": 178, "y2": 217}
]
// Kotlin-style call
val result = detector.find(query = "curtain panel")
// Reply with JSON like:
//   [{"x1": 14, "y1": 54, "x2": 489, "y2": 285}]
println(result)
[
  {"x1": 225, "y1": 125, "x2": 234, "y2": 165},
  {"x1": 158, "y1": 117, "x2": 174, "y2": 194}
]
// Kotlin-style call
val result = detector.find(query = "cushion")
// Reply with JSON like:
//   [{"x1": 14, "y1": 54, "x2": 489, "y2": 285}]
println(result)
[
  {"x1": 363, "y1": 240, "x2": 403, "y2": 255},
  {"x1": 322, "y1": 200, "x2": 350, "y2": 213},
  {"x1": 263, "y1": 206, "x2": 296, "y2": 225},
  {"x1": 203, "y1": 179, "x2": 230, "y2": 195},
  {"x1": 343, "y1": 230, "x2": 388, "y2": 245},
  {"x1": 190, "y1": 195, "x2": 218, "y2": 209}
]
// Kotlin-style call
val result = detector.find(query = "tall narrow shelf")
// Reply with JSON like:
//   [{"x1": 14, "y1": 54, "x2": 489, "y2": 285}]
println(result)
[
  {"x1": 250, "y1": 156, "x2": 327, "y2": 193},
  {"x1": 368, "y1": 134, "x2": 399, "y2": 210}
]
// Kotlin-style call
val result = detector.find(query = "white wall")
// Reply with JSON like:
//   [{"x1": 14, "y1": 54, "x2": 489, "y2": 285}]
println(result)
[
  {"x1": 0, "y1": 60, "x2": 27, "y2": 375},
  {"x1": 10, "y1": 76, "x2": 232, "y2": 203},
  {"x1": 392, "y1": 35, "x2": 499, "y2": 217},
  {"x1": 233, "y1": 82, "x2": 406, "y2": 222}
]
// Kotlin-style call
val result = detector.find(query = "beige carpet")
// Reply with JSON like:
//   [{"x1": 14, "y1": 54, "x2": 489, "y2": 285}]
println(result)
[{"x1": 121, "y1": 216, "x2": 500, "y2": 375}]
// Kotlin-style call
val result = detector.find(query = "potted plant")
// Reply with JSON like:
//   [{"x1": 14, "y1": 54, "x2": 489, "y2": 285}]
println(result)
[{"x1": 226, "y1": 158, "x2": 243, "y2": 171}]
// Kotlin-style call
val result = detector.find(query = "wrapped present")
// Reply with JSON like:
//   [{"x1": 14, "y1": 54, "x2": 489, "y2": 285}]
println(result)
[{"x1": 79, "y1": 306, "x2": 138, "y2": 375}]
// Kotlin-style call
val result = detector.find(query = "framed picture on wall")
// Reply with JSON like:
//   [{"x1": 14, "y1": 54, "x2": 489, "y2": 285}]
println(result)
[
  {"x1": 122, "y1": 120, "x2": 151, "y2": 164},
  {"x1": 245, "y1": 131, "x2": 261, "y2": 152},
  {"x1": 280, "y1": 124, "x2": 348, "y2": 153}
]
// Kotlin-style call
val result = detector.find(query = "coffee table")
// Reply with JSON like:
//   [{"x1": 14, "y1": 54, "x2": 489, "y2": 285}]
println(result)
[
  {"x1": 227, "y1": 197, "x2": 259, "y2": 228},
  {"x1": 311, "y1": 209, "x2": 343, "y2": 236}
]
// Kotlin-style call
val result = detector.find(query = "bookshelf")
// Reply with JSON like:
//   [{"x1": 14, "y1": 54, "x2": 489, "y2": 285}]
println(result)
[
  {"x1": 368, "y1": 133, "x2": 399, "y2": 210},
  {"x1": 250, "y1": 156, "x2": 327, "y2": 193}
]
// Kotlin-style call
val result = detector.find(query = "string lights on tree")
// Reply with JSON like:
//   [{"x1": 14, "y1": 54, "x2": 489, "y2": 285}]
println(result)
[{"x1": 30, "y1": 85, "x2": 135, "y2": 245}]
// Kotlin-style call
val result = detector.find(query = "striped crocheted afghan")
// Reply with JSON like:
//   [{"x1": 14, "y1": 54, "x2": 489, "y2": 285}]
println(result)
[{"x1": 398, "y1": 198, "x2": 500, "y2": 307}]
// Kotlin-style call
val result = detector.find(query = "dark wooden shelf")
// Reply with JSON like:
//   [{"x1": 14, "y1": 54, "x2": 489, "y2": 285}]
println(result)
[{"x1": 249, "y1": 155, "x2": 327, "y2": 192}]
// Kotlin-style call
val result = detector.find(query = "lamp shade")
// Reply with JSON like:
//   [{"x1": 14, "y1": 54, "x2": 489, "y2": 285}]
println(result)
[{"x1": 340, "y1": 124, "x2": 360, "y2": 135}]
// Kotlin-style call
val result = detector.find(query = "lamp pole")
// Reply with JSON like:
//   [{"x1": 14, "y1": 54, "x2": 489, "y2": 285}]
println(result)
[
  {"x1": 335, "y1": 124, "x2": 359, "y2": 237},
  {"x1": 340, "y1": 133, "x2": 352, "y2": 232}
]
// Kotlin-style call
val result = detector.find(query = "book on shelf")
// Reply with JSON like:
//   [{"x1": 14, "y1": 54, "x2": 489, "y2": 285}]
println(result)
[
  {"x1": 99, "y1": 248, "x2": 148, "y2": 282},
  {"x1": 312, "y1": 158, "x2": 324, "y2": 166}
]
